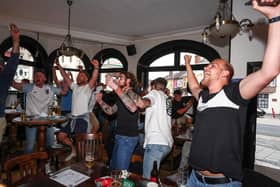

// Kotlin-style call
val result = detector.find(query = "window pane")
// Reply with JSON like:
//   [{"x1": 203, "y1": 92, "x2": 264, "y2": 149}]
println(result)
[
  {"x1": 150, "y1": 53, "x2": 175, "y2": 67},
  {"x1": 101, "y1": 58, "x2": 123, "y2": 69},
  {"x1": 7, "y1": 47, "x2": 34, "y2": 61},
  {"x1": 58, "y1": 56, "x2": 84, "y2": 69},
  {"x1": 148, "y1": 70, "x2": 204, "y2": 96},
  {"x1": 179, "y1": 52, "x2": 210, "y2": 66},
  {"x1": 10, "y1": 65, "x2": 34, "y2": 91},
  {"x1": 54, "y1": 70, "x2": 79, "y2": 84}
]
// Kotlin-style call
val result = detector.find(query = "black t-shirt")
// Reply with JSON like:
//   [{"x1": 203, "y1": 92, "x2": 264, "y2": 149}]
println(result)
[
  {"x1": 115, "y1": 97, "x2": 139, "y2": 137},
  {"x1": 189, "y1": 82, "x2": 249, "y2": 180},
  {"x1": 172, "y1": 96, "x2": 192, "y2": 119}
]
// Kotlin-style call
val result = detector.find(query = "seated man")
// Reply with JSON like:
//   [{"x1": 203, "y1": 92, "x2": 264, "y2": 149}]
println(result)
[
  {"x1": 172, "y1": 89, "x2": 195, "y2": 131},
  {"x1": 55, "y1": 59, "x2": 99, "y2": 161}
]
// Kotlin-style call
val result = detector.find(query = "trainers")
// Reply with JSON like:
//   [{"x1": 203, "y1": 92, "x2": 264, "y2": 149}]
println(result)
[{"x1": 64, "y1": 152, "x2": 76, "y2": 162}]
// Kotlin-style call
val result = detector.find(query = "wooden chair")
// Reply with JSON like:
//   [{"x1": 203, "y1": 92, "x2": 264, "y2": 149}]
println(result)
[
  {"x1": 75, "y1": 133, "x2": 103, "y2": 162},
  {"x1": 3, "y1": 151, "x2": 48, "y2": 187}
]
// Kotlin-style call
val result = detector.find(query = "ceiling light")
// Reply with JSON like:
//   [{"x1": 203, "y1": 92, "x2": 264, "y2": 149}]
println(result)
[
  {"x1": 58, "y1": 0, "x2": 83, "y2": 58},
  {"x1": 202, "y1": 0, "x2": 254, "y2": 44}
]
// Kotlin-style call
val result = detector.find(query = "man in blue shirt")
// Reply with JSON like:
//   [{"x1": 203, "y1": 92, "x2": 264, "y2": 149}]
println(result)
[{"x1": 0, "y1": 24, "x2": 20, "y2": 144}]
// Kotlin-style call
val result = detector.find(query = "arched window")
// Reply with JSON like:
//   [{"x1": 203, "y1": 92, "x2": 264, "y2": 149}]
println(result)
[
  {"x1": 93, "y1": 48, "x2": 127, "y2": 86},
  {"x1": 48, "y1": 49, "x2": 91, "y2": 83},
  {"x1": 0, "y1": 35, "x2": 48, "y2": 88},
  {"x1": 137, "y1": 40, "x2": 220, "y2": 95}
]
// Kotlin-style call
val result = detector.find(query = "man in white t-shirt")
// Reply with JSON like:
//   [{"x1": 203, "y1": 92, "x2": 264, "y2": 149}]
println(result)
[
  {"x1": 129, "y1": 77, "x2": 173, "y2": 179},
  {"x1": 12, "y1": 69, "x2": 66, "y2": 153},
  {"x1": 55, "y1": 59, "x2": 99, "y2": 161}
]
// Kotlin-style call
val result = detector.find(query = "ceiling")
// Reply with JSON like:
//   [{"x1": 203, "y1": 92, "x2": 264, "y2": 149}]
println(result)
[{"x1": 0, "y1": 0, "x2": 220, "y2": 45}]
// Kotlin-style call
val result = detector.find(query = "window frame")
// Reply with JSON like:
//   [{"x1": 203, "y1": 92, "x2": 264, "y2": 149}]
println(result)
[{"x1": 137, "y1": 40, "x2": 220, "y2": 88}]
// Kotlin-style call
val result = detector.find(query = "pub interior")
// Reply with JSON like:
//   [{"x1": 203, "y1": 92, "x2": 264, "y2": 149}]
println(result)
[{"x1": 1, "y1": 0, "x2": 280, "y2": 186}]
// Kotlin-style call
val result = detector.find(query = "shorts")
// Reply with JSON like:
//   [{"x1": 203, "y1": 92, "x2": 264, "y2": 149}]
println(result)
[{"x1": 60, "y1": 118, "x2": 88, "y2": 136}]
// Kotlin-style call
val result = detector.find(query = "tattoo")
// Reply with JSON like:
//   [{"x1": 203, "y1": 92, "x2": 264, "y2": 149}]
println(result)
[
  {"x1": 166, "y1": 97, "x2": 172, "y2": 116},
  {"x1": 120, "y1": 93, "x2": 137, "y2": 112},
  {"x1": 99, "y1": 101, "x2": 118, "y2": 115},
  {"x1": 127, "y1": 89, "x2": 142, "y2": 103}
]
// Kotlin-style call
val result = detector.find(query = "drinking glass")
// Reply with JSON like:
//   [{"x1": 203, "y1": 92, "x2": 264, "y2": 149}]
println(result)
[
  {"x1": 85, "y1": 151, "x2": 95, "y2": 169},
  {"x1": 110, "y1": 170, "x2": 122, "y2": 187}
]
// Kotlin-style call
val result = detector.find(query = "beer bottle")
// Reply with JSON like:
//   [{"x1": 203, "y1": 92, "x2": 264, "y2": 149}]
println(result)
[{"x1": 150, "y1": 161, "x2": 159, "y2": 183}]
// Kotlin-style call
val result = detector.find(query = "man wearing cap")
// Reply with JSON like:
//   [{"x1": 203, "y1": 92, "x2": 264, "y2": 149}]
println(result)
[{"x1": 0, "y1": 24, "x2": 20, "y2": 144}]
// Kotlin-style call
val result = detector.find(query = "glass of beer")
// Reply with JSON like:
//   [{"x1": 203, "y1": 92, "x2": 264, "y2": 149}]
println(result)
[{"x1": 85, "y1": 152, "x2": 94, "y2": 168}]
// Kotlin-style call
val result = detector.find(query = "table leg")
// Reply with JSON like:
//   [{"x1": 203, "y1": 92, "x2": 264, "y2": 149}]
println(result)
[{"x1": 38, "y1": 126, "x2": 46, "y2": 151}]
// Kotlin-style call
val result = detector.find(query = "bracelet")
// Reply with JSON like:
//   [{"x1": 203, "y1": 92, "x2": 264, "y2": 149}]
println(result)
[{"x1": 269, "y1": 16, "x2": 280, "y2": 24}]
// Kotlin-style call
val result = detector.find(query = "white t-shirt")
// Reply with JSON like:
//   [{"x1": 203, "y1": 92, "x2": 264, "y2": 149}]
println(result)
[
  {"x1": 71, "y1": 83, "x2": 93, "y2": 116},
  {"x1": 23, "y1": 84, "x2": 60, "y2": 116},
  {"x1": 143, "y1": 90, "x2": 173, "y2": 148}
]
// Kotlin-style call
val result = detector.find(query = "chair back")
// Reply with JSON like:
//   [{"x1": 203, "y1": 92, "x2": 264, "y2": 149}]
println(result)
[
  {"x1": 3, "y1": 151, "x2": 48, "y2": 187},
  {"x1": 75, "y1": 133, "x2": 103, "y2": 162}
]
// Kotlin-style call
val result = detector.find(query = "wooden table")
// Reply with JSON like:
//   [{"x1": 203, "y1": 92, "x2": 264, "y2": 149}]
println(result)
[
  {"x1": 12, "y1": 115, "x2": 67, "y2": 151},
  {"x1": 18, "y1": 162, "x2": 176, "y2": 187}
]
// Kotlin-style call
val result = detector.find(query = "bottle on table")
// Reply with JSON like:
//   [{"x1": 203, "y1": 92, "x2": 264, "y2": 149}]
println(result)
[{"x1": 150, "y1": 161, "x2": 159, "y2": 184}]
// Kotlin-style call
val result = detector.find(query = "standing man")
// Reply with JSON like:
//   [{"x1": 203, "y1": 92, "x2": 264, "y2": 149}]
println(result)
[
  {"x1": 185, "y1": 1, "x2": 280, "y2": 186},
  {"x1": 0, "y1": 24, "x2": 20, "y2": 144},
  {"x1": 130, "y1": 77, "x2": 173, "y2": 179},
  {"x1": 56, "y1": 59, "x2": 99, "y2": 161},
  {"x1": 12, "y1": 69, "x2": 66, "y2": 153},
  {"x1": 96, "y1": 71, "x2": 139, "y2": 170}
]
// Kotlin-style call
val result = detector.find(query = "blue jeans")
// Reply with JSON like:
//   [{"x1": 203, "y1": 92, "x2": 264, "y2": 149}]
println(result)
[
  {"x1": 110, "y1": 134, "x2": 138, "y2": 170},
  {"x1": 24, "y1": 126, "x2": 54, "y2": 153},
  {"x1": 188, "y1": 170, "x2": 242, "y2": 187},
  {"x1": 143, "y1": 144, "x2": 172, "y2": 179}
]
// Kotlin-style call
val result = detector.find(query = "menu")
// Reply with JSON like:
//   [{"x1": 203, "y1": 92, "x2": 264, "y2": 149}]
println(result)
[{"x1": 49, "y1": 168, "x2": 90, "y2": 186}]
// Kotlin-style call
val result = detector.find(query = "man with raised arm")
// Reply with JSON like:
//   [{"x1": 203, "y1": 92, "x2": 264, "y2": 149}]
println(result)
[
  {"x1": 55, "y1": 59, "x2": 99, "y2": 161},
  {"x1": 0, "y1": 24, "x2": 20, "y2": 144},
  {"x1": 184, "y1": 1, "x2": 280, "y2": 186},
  {"x1": 96, "y1": 71, "x2": 139, "y2": 170}
]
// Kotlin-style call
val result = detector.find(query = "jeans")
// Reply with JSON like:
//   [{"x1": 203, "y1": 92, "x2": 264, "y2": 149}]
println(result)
[
  {"x1": 143, "y1": 144, "x2": 172, "y2": 179},
  {"x1": 24, "y1": 126, "x2": 54, "y2": 153},
  {"x1": 110, "y1": 134, "x2": 138, "y2": 170},
  {"x1": 188, "y1": 170, "x2": 242, "y2": 187}
]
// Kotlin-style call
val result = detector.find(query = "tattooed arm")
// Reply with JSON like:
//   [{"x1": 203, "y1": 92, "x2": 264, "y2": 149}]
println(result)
[
  {"x1": 106, "y1": 75, "x2": 138, "y2": 112},
  {"x1": 96, "y1": 93, "x2": 118, "y2": 115},
  {"x1": 126, "y1": 89, "x2": 151, "y2": 109},
  {"x1": 99, "y1": 100, "x2": 118, "y2": 115}
]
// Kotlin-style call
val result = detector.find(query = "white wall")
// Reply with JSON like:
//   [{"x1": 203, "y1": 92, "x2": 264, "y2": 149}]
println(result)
[
  {"x1": 231, "y1": 1, "x2": 267, "y2": 79},
  {"x1": 0, "y1": 25, "x2": 229, "y2": 77}
]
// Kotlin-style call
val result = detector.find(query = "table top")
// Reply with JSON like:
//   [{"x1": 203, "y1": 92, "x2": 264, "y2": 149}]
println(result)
[
  {"x1": 12, "y1": 115, "x2": 67, "y2": 126},
  {"x1": 18, "y1": 162, "x2": 176, "y2": 187}
]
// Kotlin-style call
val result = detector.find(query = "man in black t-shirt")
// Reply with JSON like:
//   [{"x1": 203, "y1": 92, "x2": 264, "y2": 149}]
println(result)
[
  {"x1": 172, "y1": 89, "x2": 195, "y2": 129},
  {"x1": 96, "y1": 71, "x2": 139, "y2": 170},
  {"x1": 185, "y1": 2, "x2": 280, "y2": 186}
]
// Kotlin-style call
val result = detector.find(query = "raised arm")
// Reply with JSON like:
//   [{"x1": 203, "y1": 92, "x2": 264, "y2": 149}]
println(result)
[
  {"x1": 240, "y1": 1, "x2": 280, "y2": 100},
  {"x1": 10, "y1": 24, "x2": 20, "y2": 54},
  {"x1": 54, "y1": 58, "x2": 73, "y2": 88},
  {"x1": 88, "y1": 59, "x2": 99, "y2": 89},
  {"x1": 184, "y1": 55, "x2": 202, "y2": 100},
  {"x1": 106, "y1": 75, "x2": 138, "y2": 112},
  {"x1": 52, "y1": 63, "x2": 60, "y2": 86}
]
